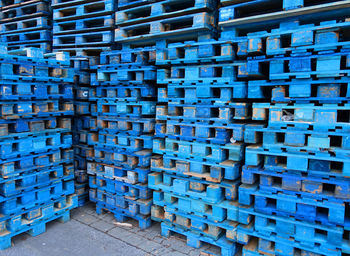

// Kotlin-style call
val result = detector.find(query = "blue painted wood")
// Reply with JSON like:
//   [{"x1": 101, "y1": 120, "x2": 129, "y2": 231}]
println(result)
[
  {"x1": 90, "y1": 147, "x2": 153, "y2": 169},
  {"x1": 151, "y1": 153, "x2": 241, "y2": 183},
  {"x1": 238, "y1": 184, "x2": 349, "y2": 227},
  {"x1": 237, "y1": 219, "x2": 343, "y2": 256},
  {"x1": 0, "y1": 194, "x2": 77, "y2": 250},
  {"x1": 160, "y1": 222, "x2": 238, "y2": 256},
  {"x1": 241, "y1": 166, "x2": 350, "y2": 201},
  {"x1": 94, "y1": 200, "x2": 152, "y2": 229},
  {"x1": 149, "y1": 171, "x2": 239, "y2": 202},
  {"x1": 88, "y1": 161, "x2": 150, "y2": 184},
  {"x1": 156, "y1": 102, "x2": 251, "y2": 124},
  {"x1": 155, "y1": 121, "x2": 245, "y2": 145},
  {"x1": 115, "y1": 12, "x2": 216, "y2": 43},
  {"x1": 53, "y1": 0, "x2": 116, "y2": 22},
  {"x1": 53, "y1": 15, "x2": 114, "y2": 34},
  {"x1": 96, "y1": 116, "x2": 155, "y2": 136},
  {"x1": 151, "y1": 205, "x2": 238, "y2": 242}
]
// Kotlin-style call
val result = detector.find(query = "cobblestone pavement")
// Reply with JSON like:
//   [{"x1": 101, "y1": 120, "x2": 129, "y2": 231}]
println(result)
[{"x1": 3, "y1": 203, "x2": 222, "y2": 256}]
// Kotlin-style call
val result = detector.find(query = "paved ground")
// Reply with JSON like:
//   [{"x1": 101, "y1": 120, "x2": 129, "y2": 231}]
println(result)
[{"x1": 3, "y1": 203, "x2": 220, "y2": 256}]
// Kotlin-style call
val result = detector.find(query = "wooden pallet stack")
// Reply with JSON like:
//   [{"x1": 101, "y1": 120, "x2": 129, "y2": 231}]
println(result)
[
  {"x1": 0, "y1": 46, "x2": 77, "y2": 249},
  {"x1": 0, "y1": 0, "x2": 52, "y2": 52},
  {"x1": 219, "y1": 0, "x2": 350, "y2": 255}
]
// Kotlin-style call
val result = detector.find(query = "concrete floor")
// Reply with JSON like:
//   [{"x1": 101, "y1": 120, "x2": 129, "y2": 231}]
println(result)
[{"x1": 3, "y1": 203, "x2": 220, "y2": 256}]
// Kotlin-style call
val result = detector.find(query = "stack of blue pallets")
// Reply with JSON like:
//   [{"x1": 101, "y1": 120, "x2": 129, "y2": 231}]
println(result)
[
  {"x1": 121, "y1": 0, "x2": 245, "y2": 254},
  {"x1": 0, "y1": 0, "x2": 52, "y2": 52},
  {"x1": 218, "y1": 0, "x2": 350, "y2": 255},
  {"x1": 52, "y1": 0, "x2": 117, "y2": 57},
  {"x1": 87, "y1": 36, "x2": 157, "y2": 227},
  {"x1": 0, "y1": 45, "x2": 77, "y2": 249},
  {"x1": 72, "y1": 56, "x2": 98, "y2": 207}
]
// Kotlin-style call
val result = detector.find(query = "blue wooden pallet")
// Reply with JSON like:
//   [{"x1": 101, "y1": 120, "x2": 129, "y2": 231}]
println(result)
[
  {"x1": 6, "y1": 42, "x2": 52, "y2": 53},
  {"x1": 87, "y1": 161, "x2": 150, "y2": 184},
  {"x1": 155, "y1": 120, "x2": 246, "y2": 145},
  {"x1": 158, "y1": 83, "x2": 247, "y2": 103},
  {"x1": 91, "y1": 85, "x2": 156, "y2": 101},
  {"x1": 117, "y1": 0, "x2": 159, "y2": 10},
  {"x1": 151, "y1": 154, "x2": 241, "y2": 183},
  {"x1": 152, "y1": 205, "x2": 238, "y2": 242},
  {"x1": 218, "y1": 0, "x2": 340, "y2": 22},
  {"x1": 53, "y1": 30, "x2": 114, "y2": 48},
  {"x1": 252, "y1": 102, "x2": 350, "y2": 132},
  {"x1": 74, "y1": 144, "x2": 94, "y2": 159},
  {"x1": 96, "y1": 65, "x2": 156, "y2": 85},
  {"x1": 74, "y1": 86, "x2": 91, "y2": 100},
  {"x1": 0, "y1": 179, "x2": 74, "y2": 215},
  {"x1": 0, "y1": 48, "x2": 70, "y2": 67},
  {"x1": 53, "y1": 0, "x2": 116, "y2": 22},
  {"x1": 95, "y1": 100, "x2": 156, "y2": 117},
  {"x1": 0, "y1": 148, "x2": 73, "y2": 178},
  {"x1": 1, "y1": 30, "x2": 51, "y2": 45},
  {"x1": 245, "y1": 145, "x2": 350, "y2": 178},
  {"x1": 100, "y1": 46, "x2": 156, "y2": 65},
  {"x1": 160, "y1": 222, "x2": 238, "y2": 256},
  {"x1": 243, "y1": 125, "x2": 350, "y2": 150},
  {"x1": 91, "y1": 188, "x2": 152, "y2": 215},
  {"x1": 0, "y1": 100, "x2": 74, "y2": 119},
  {"x1": 248, "y1": 77, "x2": 350, "y2": 103},
  {"x1": 92, "y1": 147, "x2": 153, "y2": 169},
  {"x1": 237, "y1": 208, "x2": 350, "y2": 255},
  {"x1": 77, "y1": 192, "x2": 89, "y2": 207},
  {"x1": 241, "y1": 166, "x2": 350, "y2": 201},
  {"x1": 0, "y1": 117, "x2": 71, "y2": 135},
  {"x1": 94, "y1": 200, "x2": 152, "y2": 229},
  {"x1": 239, "y1": 184, "x2": 349, "y2": 227},
  {"x1": 0, "y1": 130, "x2": 72, "y2": 159},
  {"x1": 153, "y1": 190, "x2": 239, "y2": 223},
  {"x1": 116, "y1": 0, "x2": 216, "y2": 27},
  {"x1": 153, "y1": 137, "x2": 245, "y2": 163},
  {"x1": 0, "y1": 81, "x2": 73, "y2": 100},
  {"x1": 53, "y1": 15, "x2": 114, "y2": 35},
  {"x1": 0, "y1": 165, "x2": 72, "y2": 197},
  {"x1": 240, "y1": 233, "x2": 340, "y2": 256},
  {"x1": 0, "y1": 194, "x2": 77, "y2": 250},
  {"x1": 88, "y1": 132, "x2": 154, "y2": 152},
  {"x1": 0, "y1": 1, "x2": 50, "y2": 22},
  {"x1": 156, "y1": 102, "x2": 251, "y2": 124},
  {"x1": 148, "y1": 171, "x2": 240, "y2": 203},
  {"x1": 0, "y1": 72, "x2": 74, "y2": 84},
  {"x1": 223, "y1": 18, "x2": 350, "y2": 56},
  {"x1": 0, "y1": 60, "x2": 73, "y2": 79},
  {"x1": 156, "y1": 40, "x2": 237, "y2": 65},
  {"x1": 0, "y1": 0, "x2": 48, "y2": 8},
  {"x1": 74, "y1": 168, "x2": 88, "y2": 184},
  {"x1": 96, "y1": 116, "x2": 155, "y2": 136},
  {"x1": 1, "y1": 16, "x2": 50, "y2": 34},
  {"x1": 157, "y1": 63, "x2": 245, "y2": 86},
  {"x1": 115, "y1": 12, "x2": 216, "y2": 43},
  {"x1": 74, "y1": 116, "x2": 97, "y2": 131},
  {"x1": 90, "y1": 170, "x2": 152, "y2": 199},
  {"x1": 73, "y1": 129, "x2": 94, "y2": 145},
  {"x1": 51, "y1": 0, "x2": 99, "y2": 8},
  {"x1": 243, "y1": 51, "x2": 350, "y2": 80},
  {"x1": 75, "y1": 101, "x2": 96, "y2": 115},
  {"x1": 219, "y1": 1, "x2": 350, "y2": 35}
]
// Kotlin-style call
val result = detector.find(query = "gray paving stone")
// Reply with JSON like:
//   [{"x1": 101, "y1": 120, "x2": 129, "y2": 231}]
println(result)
[
  {"x1": 136, "y1": 239, "x2": 164, "y2": 253},
  {"x1": 89, "y1": 219, "x2": 115, "y2": 232},
  {"x1": 3, "y1": 219, "x2": 145, "y2": 256},
  {"x1": 168, "y1": 237, "x2": 193, "y2": 254},
  {"x1": 152, "y1": 246, "x2": 176, "y2": 256},
  {"x1": 75, "y1": 213, "x2": 97, "y2": 225}
]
